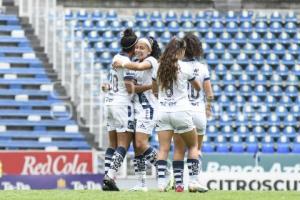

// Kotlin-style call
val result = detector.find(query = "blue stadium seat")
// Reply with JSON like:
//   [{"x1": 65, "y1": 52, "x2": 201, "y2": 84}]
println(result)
[
  {"x1": 150, "y1": 11, "x2": 162, "y2": 22},
  {"x1": 243, "y1": 43, "x2": 255, "y2": 55},
  {"x1": 254, "y1": 74, "x2": 267, "y2": 85},
  {"x1": 254, "y1": 85, "x2": 267, "y2": 96},
  {"x1": 286, "y1": 74, "x2": 299, "y2": 86},
  {"x1": 231, "y1": 143, "x2": 244, "y2": 153},
  {"x1": 230, "y1": 64, "x2": 243, "y2": 75},
  {"x1": 165, "y1": 10, "x2": 178, "y2": 22},
  {"x1": 278, "y1": 31, "x2": 291, "y2": 45},
  {"x1": 207, "y1": 125, "x2": 218, "y2": 136},
  {"x1": 236, "y1": 52, "x2": 248, "y2": 65},
  {"x1": 246, "y1": 143, "x2": 258, "y2": 153},
  {"x1": 216, "y1": 143, "x2": 229, "y2": 153},
  {"x1": 277, "y1": 143, "x2": 290, "y2": 154},
  {"x1": 196, "y1": 21, "x2": 209, "y2": 34},
  {"x1": 202, "y1": 42, "x2": 211, "y2": 53},
  {"x1": 91, "y1": 10, "x2": 103, "y2": 19},
  {"x1": 240, "y1": 21, "x2": 252, "y2": 34},
  {"x1": 76, "y1": 10, "x2": 88, "y2": 20},
  {"x1": 236, "y1": 114, "x2": 248, "y2": 126},
  {"x1": 275, "y1": 105, "x2": 288, "y2": 117},
  {"x1": 96, "y1": 20, "x2": 108, "y2": 31},
  {"x1": 105, "y1": 10, "x2": 117, "y2": 21},
  {"x1": 224, "y1": 85, "x2": 236, "y2": 97},
  {"x1": 293, "y1": 64, "x2": 300, "y2": 75},
  {"x1": 227, "y1": 104, "x2": 238, "y2": 116},
  {"x1": 258, "y1": 104, "x2": 270, "y2": 116},
  {"x1": 268, "y1": 114, "x2": 280, "y2": 126},
  {"x1": 205, "y1": 31, "x2": 218, "y2": 45},
  {"x1": 135, "y1": 10, "x2": 147, "y2": 21},
  {"x1": 180, "y1": 10, "x2": 193, "y2": 22},
  {"x1": 291, "y1": 105, "x2": 300, "y2": 117},
  {"x1": 160, "y1": 31, "x2": 172, "y2": 44},
  {"x1": 234, "y1": 95, "x2": 245, "y2": 105},
  {"x1": 261, "y1": 143, "x2": 275, "y2": 153},
  {"x1": 244, "y1": 104, "x2": 254, "y2": 116},
  {"x1": 167, "y1": 21, "x2": 180, "y2": 33},
  {"x1": 195, "y1": 11, "x2": 207, "y2": 22},
  {"x1": 215, "y1": 63, "x2": 227, "y2": 75},
  {"x1": 213, "y1": 42, "x2": 225, "y2": 55},
  {"x1": 240, "y1": 85, "x2": 252, "y2": 96},
  {"x1": 285, "y1": 85, "x2": 298, "y2": 97},
  {"x1": 181, "y1": 21, "x2": 194, "y2": 32},
  {"x1": 269, "y1": 22, "x2": 282, "y2": 34},
  {"x1": 206, "y1": 52, "x2": 218, "y2": 65},
  {"x1": 252, "y1": 114, "x2": 264, "y2": 126},
  {"x1": 228, "y1": 42, "x2": 240, "y2": 56},
  {"x1": 273, "y1": 43, "x2": 285, "y2": 56},
  {"x1": 237, "y1": 126, "x2": 249, "y2": 136},
  {"x1": 284, "y1": 114, "x2": 297, "y2": 126},
  {"x1": 261, "y1": 64, "x2": 273, "y2": 76},
  {"x1": 202, "y1": 143, "x2": 214, "y2": 153},
  {"x1": 152, "y1": 21, "x2": 166, "y2": 33},
  {"x1": 282, "y1": 53, "x2": 295, "y2": 67},
  {"x1": 223, "y1": 73, "x2": 235, "y2": 85},
  {"x1": 225, "y1": 11, "x2": 239, "y2": 23},
  {"x1": 108, "y1": 41, "x2": 120, "y2": 53},
  {"x1": 249, "y1": 32, "x2": 262, "y2": 45},
  {"x1": 285, "y1": 22, "x2": 297, "y2": 35},
  {"x1": 266, "y1": 53, "x2": 279, "y2": 66},
  {"x1": 219, "y1": 94, "x2": 230, "y2": 106},
  {"x1": 264, "y1": 32, "x2": 276, "y2": 45},
  {"x1": 219, "y1": 31, "x2": 232, "y2": 45},
  {"x1": 253, "y1": 126, "x2": 265, "y2": 137},
  {"x1": 285, "y1": 12, "x2": 297, "y2": 23},
  {"x1": 269, "y1": 85, "x2": 283, "y2": 97},
  {"x1": 226, "y1": 21, "x2": 239, "y2": 35},
  {"x1": 288, "y1": 43, "x2": 300, "y2": 56},
  {"x1": 221, "y1": 52, "x2": 234, "y2": 65},
  {"x1": 211, "y1": 10, "x2": 222, "y2": 22},
  {"x1": 212, "y1": 84, "x2": 221, "y2": 96},
  {"x1": 292, "y1": 144, "x2": 300, "y2": 153},
  {"x1": 255, "y1": 12, "x2": 268, "y2": 22},
  {"x1": 240, "y1": 10, "x2": 253, "y2": 22},
  {"x1": 239, "y1": 73, "x2": 251, "y2": 85},
  {"x1": 235, "y1": 32, "x2": 247, "y2": 45},
  {"x1": 110, "y1": 20, "x2": 122, "y2": 33},
  {"x1": 258, "y1": 43, "x2": 271, "y2": 57},
  {"x1": 139, "y1": 21, "x2": 150, "y2": 32},
  {"x1": 270, "y1": 11, "x2": 283, "y2": 22},
  {"x1": 221, "y1": 125, "x2": 233, "y2": 136},
  {"x1": 252, "y1": 53, "x2": 264, "y2": 65},
  {"x1": 211, "y1": 21, "x2": 224, "y2": 34},
  {"x1": 255, "y1": 21, "x2": 268, "y2": 35}
]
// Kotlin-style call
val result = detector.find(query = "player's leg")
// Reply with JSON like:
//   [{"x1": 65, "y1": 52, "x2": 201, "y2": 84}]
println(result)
[{"x1": 173, "y1": 134, "x2": 185, "y2": 192}]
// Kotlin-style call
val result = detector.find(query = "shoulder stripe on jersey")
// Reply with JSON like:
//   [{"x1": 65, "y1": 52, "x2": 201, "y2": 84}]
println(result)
[
  {"x1": 188, "y1": 77, "x2": 196, "y2": 81},
  {"x1": 204, "y1": 77, "x2": 210, "y2": 81},
  {"x1": 152, "y1": 77, "x2": 156, "y2": 81},
  {"x1": 124, "y1": 75, "x2": 135, "y2": 80}
]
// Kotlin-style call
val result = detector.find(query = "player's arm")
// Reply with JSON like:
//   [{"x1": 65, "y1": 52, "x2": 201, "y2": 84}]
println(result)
[
  {"x1": 113, "y1": 59, "x2": 152, "y2": 71},
  {"x1": 133, "y1": 84, "x2": 152, "y2": 93},
  {"x1": 190, "y1": 78, "x2": 201, "y2": 91},
  {"x1": 152, "y1": 79, "x2": 158, "y2": 98},
  {"x1": 101, "y1": 83, "x2": 111, "y2": 92},
  {"x1": 203, "y1": 79, "x2": 214, "y2": 118}
]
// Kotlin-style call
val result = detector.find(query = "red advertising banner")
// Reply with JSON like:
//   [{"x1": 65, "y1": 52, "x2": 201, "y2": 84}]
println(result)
[{"x1": 0, "y1": 151, "x2": 93, "y2": 175}]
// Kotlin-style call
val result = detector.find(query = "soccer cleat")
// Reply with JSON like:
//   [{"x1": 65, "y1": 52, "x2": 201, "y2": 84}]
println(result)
[
  {"x1": 188, "y1": 181, "x2": 208, "y2": 193},
  {"x1": 175, "y1": 185, "x2": 184, "y2": 192},
  {"x1": 129, "y1": 185, "x2": 148, "y2": 192},
  {"x1": 102, "y1": 182, "x2": 110, "y2": 191},
  {"x1": 103, "y1": 175, "x2": 120, "y2": 191}
]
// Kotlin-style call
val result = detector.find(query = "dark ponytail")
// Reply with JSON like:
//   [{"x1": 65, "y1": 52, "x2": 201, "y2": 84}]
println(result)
[{"x1": 120, "y1": 28, "x2": 138, "y2": 53}]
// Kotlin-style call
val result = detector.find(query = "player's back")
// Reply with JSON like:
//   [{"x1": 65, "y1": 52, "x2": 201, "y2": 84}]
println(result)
[
  {"x1": 105, "y1": 53, "x2": 135, "y2": 106},
  {"x1": 154, "y1": 60, "x2": 195, "y2": 112}
]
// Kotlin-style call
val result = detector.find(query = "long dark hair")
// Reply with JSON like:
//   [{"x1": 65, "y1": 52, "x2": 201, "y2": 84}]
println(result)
[
  {"x1": 120, "y1": 28, "x2": 137, "y2": 53},
  {"x1": 157, "y1": 38, "x2": 186, "y2": 90},
  {"x1": 183, "y1": 32, "x2": 203, "y2": 59},
  {"x1": 148, "y1": 36, "x2": 161, "y2": 59}
]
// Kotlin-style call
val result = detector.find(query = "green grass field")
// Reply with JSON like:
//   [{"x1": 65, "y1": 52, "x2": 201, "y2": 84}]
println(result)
[{"x1": 0, "y1": 190, "x2": 299, "y2": 200}]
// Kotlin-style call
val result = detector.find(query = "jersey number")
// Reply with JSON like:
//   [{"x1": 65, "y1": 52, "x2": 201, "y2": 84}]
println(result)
[
  {"x1": 112, "y1": 75, "x2": 119, "y2": 92},
  {"x1": 188, "y1": 84, "x2": 199, "y2": 99}
]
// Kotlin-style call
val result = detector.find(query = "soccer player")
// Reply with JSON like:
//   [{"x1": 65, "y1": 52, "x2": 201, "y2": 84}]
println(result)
[
  {"x1": 102, "y1": 28, "x2": 138, "y2": 191},
  {"x1": 172, "y1": 33, "x2": 213, "y2": 192},
  {"x1": 152, "y1": 37, "x2": 202, "y2": 192},
  {"x1": 113, "y1": 37, "x2": 161, "y2": 191}
]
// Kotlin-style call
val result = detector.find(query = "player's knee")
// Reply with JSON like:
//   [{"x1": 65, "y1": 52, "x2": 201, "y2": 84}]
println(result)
[{"x1": 135, "y1": 139, "x2": 147, "y2": 152}]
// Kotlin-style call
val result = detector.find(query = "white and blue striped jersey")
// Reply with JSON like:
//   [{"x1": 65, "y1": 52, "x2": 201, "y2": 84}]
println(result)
[
  {"x1": 185, "y1": 59, "x2": 210, "y2": 112},
  {"x1": 105, "y1": 53, "x2": 135, "y2": 106},
  {"x1": 152, "y1": 60, "x2": 195, "y2": 112},
  {"x1": 134, "y1": 56, "x2": 158, "y2": 120}
]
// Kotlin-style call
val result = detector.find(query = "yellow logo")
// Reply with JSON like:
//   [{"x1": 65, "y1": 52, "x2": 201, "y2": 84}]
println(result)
[{"x1": 57, "y1": 178, "x2": 66, "y2": 189}]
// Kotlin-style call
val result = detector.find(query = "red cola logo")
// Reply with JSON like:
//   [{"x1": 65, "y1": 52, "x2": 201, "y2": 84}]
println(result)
[{"x1": 21, "y1": 154, "x2": 89, "y2": 175}]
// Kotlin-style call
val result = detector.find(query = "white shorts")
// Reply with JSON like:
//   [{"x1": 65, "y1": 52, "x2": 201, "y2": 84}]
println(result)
[
  {"x1": 155, "y1": 111, "x2": 195, "y2": 134},
  {"x1": 106, "y1": 105, "x2": 135, "y2": 133},
  {"x1": 135, "y1": 119, "x2": 156, "y2": 135},
  {"x1": 192, "y1": 111, "x2": 207, "y2": 135}
]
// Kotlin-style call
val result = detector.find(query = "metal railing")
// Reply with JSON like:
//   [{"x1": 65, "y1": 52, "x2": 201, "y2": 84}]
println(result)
[{"x1": 15, "y1": 0, "x2": 106, "y2": 148}]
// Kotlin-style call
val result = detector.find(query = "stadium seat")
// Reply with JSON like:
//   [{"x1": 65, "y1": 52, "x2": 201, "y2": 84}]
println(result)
[
  {"x1": 91, "y1": 10, "x2": 103, "y2": 19},
  {"x1": 264, "y1": 32, "x2": 276, "y2": 45},
  {"x1": 285, "y1": 22, "x2": 297, "y2": 35},
  {"x1": 255, "y1": 21, "x2": 268, "y2": 35},
  {"x1": 261, "y1": 143, "x2": 275, "y2": 153},
  {"x1": 278, "y1": 31, "x2": 291, "y2": 45},
  {"x1": 165, "y1": 10, "x2": 178, "y2": 22},
  {"x1": 228, "y1": 42, "x2": 240, "y2": 56},
  {"x1": 211, "y1": 21, "x2": 224, "y2": 34},
  {"x1": 261, "y1": 64, "x2": 273, "y2": 76},
  {"x1": 249, "y1": 31, "x2": 262, "y2": 46},
  {"x1": 230, "y1": 64, "x2": 243, "y2": 75},
  {"x1": 270, "y1": 11, "x2": 283, "y2": 22},
  {"x1": 231, "y1": 143, "x2": 244, "y2": 153},
  {"x1": 206, "y1": 52, "x2": 219, "y2": 65},
  {"x1": 273, "y1": 43, "x2": 285, "y2": 56},
  {"x1": 225, "y1": 11, "x2": 239, "y2": 23},
  {"x1": 266, "y1": 53, "x2": 279, "y2": 66},
  {"x1": 288, "y1": 44, "x2": 300, "y2": 56},
  {"x1": 221, "y1": 52, "x2": 234, "y2": 65},
  {"x1": 246, "y1": 143, "x2": 258, "y2": 153},
  {"x1": 226, "y1": 21, "x2": 239, "y2": 35},
  {"x1": 167, "y1": 21, "x2": 180, "y2": 33},
  {"x1": 105, "y1": 10, "x2": 118, "y2": 21},
  {"x1": 213, "y1": 42, "x2": 225, "y2": 55},
  {"x1": 285, "y1": 85, "x2": 298, "y2": 97},
  {"x1": 235, "y1": 32, "x2": 247, "y2": 45},
  {"x1": 285, "y1": 11, "x2": 297, "y2": 23},
  {"x1": 282, "y1": 53, "x2": 295, "y2": 67},
  {"x1": 135, "y1": 10, "x2": 147, "y2": 21},
  {"x1": 196, "y1": 21, "x2": 209, "y2": 34},
  {"x1": 252, "y1": 53, "x2": 264, "y2": 65},
  {"x1": 216, "y1": 143, "x2": 229, "y2": 153},
  {"x1": 202, "y1": 143, "x2": 214, "y2": 153},
  {"x1": 180, "y1": 10, "x2": 193, "y2": 22},
  {"x1": 292, "y1": 144, "x2": 300, "y2": 153},
  {"x1": 219, "y1": 31, "x2": 232, "y2": 45},
  {"x1": 253, "y1": 126, "x2": 265, "y2": 137},
  {"x1": 239, "y1": 73, "x2": 251, "y2": 85},
  {"x1": 240, "y1": 21, "x2": 252, "y2": 34},
  {"x1": 269, "y1": 22, "x2": 282, "y2": 34},
  {"x1": 277, "y1": 143, "x2": 290, "y2": 153},
  {"x1": 237, "y1": 126, "x2": 249, "y2": 136},
  {"x1": 240, "y1": 10, "x2": 253, "y2": 22},
  {"x1": 150, "y1": 11, "x2": 162, "y2": 22},
  {"x1": 254, "y1": 74, "x2": 267, "y2": 85},
  {"x1": 291, "y1": 105, "x2": 300, "y2": 117},
  {"x1": 181, "y1": 21, "x2": 194, "y2": 32},
  {"x1": 243, "y1": 43, "x2": 256, "y2": 55}
]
